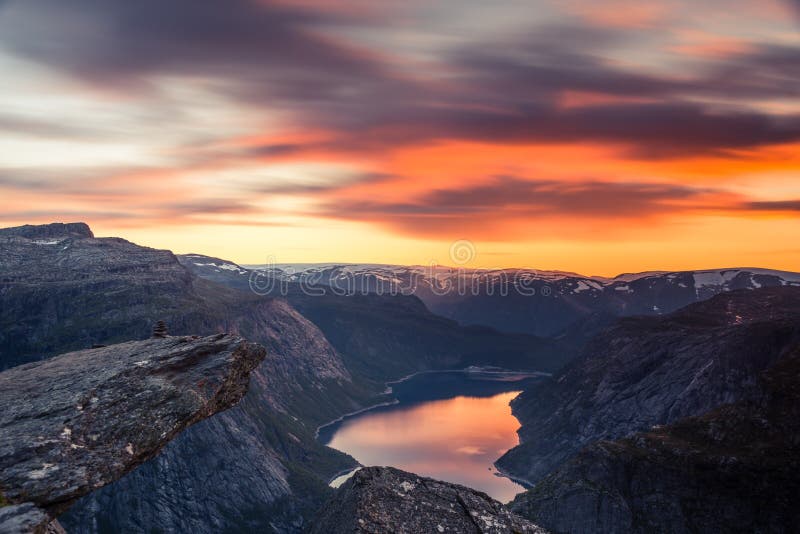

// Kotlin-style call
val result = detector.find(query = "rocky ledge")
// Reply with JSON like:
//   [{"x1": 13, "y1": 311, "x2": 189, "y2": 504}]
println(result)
[
  {"x1": 310, "y1": 466, "x2": 548, "y2": 533},
  {"x1": 0, "y1": 334, "x2": 265, "y2": 533}
]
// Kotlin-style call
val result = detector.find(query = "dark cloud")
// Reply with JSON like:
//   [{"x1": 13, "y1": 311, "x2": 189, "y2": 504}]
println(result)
[
  {"x1": 745, "y1": 200, "x2": 800, "y2": 212},
  {"x1": 0, "y1": 0, "x2": 379, "y2": 79},
  {"x1": 246, "y1": 144, "x2": 307, "y2": 158},
  {"x1": 318, "y1": 175, "x2": 714, "y2": 230},
  {"x1": 1, "y1": 0, "x2": 798, "y2": 159},
  {"x1": 161, "y1": 199, "x2": 258, "y2": 216}
]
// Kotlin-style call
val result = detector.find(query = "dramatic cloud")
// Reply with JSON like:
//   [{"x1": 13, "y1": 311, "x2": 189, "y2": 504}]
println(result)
[
  {"x1": 316, "y1": 176, "x2": 735, "y2": 237},
  {"x1": 0, "y1": 0, "x2": 798, "y2": 271},
  {"x1": 745, "y1": 200, "x2": 800, "y2": 212}
]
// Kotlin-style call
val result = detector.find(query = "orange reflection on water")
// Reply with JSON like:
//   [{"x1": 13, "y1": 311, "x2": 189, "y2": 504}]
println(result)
[{"x1": 328, "y1": 391, "x2": 524, "y2": 502}]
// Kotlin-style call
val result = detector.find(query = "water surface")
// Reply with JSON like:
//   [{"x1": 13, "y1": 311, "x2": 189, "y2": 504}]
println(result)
[{"x1": 320, "y1": 370, "x2": 543, "y2": 502}]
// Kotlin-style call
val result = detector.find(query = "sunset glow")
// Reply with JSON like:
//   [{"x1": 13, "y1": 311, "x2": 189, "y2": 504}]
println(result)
[{"x1": 1, "y1": 0, "x2": 798, "y2": 274}]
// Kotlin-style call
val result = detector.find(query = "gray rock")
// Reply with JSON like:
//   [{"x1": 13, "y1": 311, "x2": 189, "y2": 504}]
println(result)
[
  {"x1": 0, "y1": 222, "x2": 93, "y2": 240},
  {"x1": 0, "y1": 335, "x2": 265, "y2": 531},
  {"x1": 511, "y1": 346, "x2": 800, "y2": 533},
  {"x1": 63, "y1": 299, "x2": 360, "y2": 534},
  {"x1": 0, "y1": 504, "x2": 50, "y2": 534},
  {"x1": 310, "y1": 466, "x2": 549, "y2": 534},
  {"x1": 497, "y1": 287, "x2": 800, "y2": 485},
  {"x1": 0, "y1": 222, "x2": 363, "y2": 532}
]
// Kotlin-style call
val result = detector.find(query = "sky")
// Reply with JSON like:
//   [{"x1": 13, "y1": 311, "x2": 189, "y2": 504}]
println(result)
[{"x1": 0, "y1": 0, "x2": 799, "y2": 276}]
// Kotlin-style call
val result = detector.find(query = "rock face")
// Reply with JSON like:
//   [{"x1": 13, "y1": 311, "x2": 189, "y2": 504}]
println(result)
[
  {"x1": 497, "y1": 287, "x2": 800, "y2": 485},
  {"x1": 180, "y1": 254, "x2": 567, "y2": 377},
  {"x1": 0, "y1": 335, "x2": 265, "y2": 532},
  {"x1": 0, "y1": 223, "x2": 195, "y2": 369},
  {"x1": 310, "y1": 467, "x2": 548, "y2": 534},
  {"x1": 63, "y1": 297, "x2": 363, "y2": 534},
  {"x1": 0, "y1": 222, "x2": 94, "y2": 240},
  {"x1": 510, "y1": 346, "x2": 800, "y2": 533}
]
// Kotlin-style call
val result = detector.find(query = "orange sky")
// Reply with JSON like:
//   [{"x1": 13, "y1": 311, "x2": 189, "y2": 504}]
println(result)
[{"x1": 0, "y1": 0, "x2": 798, "y2": 276}]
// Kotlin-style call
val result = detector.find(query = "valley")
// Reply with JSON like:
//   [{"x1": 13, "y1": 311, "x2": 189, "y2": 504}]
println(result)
[{"x1": 2, "y1": 222, "x2": 799, "y2": 533}]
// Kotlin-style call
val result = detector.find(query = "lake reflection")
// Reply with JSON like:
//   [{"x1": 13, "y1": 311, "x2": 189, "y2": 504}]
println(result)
[{"x1": 321, "y1": 371, "x2": 543, "y2": 502}]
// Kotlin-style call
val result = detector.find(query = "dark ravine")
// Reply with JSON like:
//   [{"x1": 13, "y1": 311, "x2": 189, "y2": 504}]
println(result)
[
  {"x1": 497, "y1": 287, "x2": 800, "y2": 485},
  {"x1": 0, "y1": 335, "x2": 265, "y2": 533},
  {"x1": 510, "y1": 345, "x2": 800, "y2": 533},
  {"x1": 310, "y1": 466, "x2": 549, "y2": 533}
]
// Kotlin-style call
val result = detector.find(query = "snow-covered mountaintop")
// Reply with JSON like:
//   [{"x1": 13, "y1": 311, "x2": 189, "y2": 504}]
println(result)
[{"x1": 241, "y1": 263, "x2": 800, "y2": 288}]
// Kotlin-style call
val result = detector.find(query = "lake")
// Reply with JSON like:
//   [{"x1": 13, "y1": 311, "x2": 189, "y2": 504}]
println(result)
[{"x1": 318, "y1": 369, "x2": 545, "y2": 503}]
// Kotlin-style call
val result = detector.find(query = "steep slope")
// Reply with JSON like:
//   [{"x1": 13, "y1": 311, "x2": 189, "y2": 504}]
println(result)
[
  {"x1": 1, "y1": 223, "x2": 198, "y2": 369},
  {"x1": 180, "y1": 255, "x2": 567, "y2": 376},
  {"x1": 62, "y1": 297, "x2": 371, "y2": 533},
  {"x1": 310, "y1": 467, "x2": 548, "y2": 534},
  {"x1": 496, "y1": 287, "x2": 800, "y2": 484},
  {"x1": 0, "y1": 223, "x2": 368, "y2": 532},
  {"x1": 510, "y1": 346, "x2": 800, "y2": 533},
  {"x1": 0, "y1": 335, "x2": 265, "y2": 532}
]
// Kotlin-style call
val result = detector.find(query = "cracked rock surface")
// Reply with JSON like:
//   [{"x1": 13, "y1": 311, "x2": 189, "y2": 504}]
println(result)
[
  {"x1": 0, "y1": 334, "x2": 265, "y2": 532},
  {"x1": 310, "y1": 466, "x2": 548, "y2": 534}
]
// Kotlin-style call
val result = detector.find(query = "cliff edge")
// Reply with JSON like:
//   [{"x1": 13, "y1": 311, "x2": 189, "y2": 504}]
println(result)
[{"x1": 0, "y1": 334, "x2": 265, "y2": 532}]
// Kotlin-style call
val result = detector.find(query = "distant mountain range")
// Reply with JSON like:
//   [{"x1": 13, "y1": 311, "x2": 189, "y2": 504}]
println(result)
[{"x1": 184, "y1": 255, "x2": 800, "y2": 337}]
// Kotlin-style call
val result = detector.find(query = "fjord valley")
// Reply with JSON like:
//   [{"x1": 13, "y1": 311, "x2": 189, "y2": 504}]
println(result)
[{"x1": 2, "y1": 222, "x2": 800, "y2": 533}]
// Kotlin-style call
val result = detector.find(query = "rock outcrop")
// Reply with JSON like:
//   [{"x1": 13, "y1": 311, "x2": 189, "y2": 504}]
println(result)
[
  {"x1": 310, "y1": 467, "x2": 548, "y2": 534},
  {"x1": 0, "y1": 335, "x2": 265, "y2": 532},
  {"x1": 0, "y1": 223, "x2": 194, "y2": 369},
  {"x1": 510, "y1": 345, "x2": 800, "y2": 533},
  {"x1": 0, "y1": 222, "x2": 94, "y2": 240},
  {"x1": 497, "y1": 287, "x2": 800, "y2": 484}
]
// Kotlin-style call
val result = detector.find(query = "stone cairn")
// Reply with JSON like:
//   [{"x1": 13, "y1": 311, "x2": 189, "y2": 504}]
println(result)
[{"x1": 152, "y1": 320, "x2": 168, "y2": 338}]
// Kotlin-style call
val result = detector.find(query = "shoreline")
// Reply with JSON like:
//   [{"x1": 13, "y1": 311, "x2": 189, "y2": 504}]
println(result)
[
  {"x1": 315, "y1": 366, "x2": 549, "y2": 440},
  {"x1": 493, "y1": 463, "x2": 535, "y2": 494},
  {"x1": 317, "y1": 366, "x2": 551, "y2": 487}
]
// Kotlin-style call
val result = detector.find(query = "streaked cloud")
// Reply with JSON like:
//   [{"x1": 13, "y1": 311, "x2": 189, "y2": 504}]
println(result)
[{"x1": 0, "y1": 0, "x2": 798, "y2": 273}]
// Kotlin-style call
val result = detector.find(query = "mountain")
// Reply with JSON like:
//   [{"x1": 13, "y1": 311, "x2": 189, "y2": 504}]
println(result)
[
  {"x1": 0, "y1": 335, "x2": 265, "y2": 533},
  {"x1": 0, "y1": 223, "x2": 561, "y2": 532},
  {"x1": 309, "y1": 467, "x2": 548, "y2": 534},
  {"x1": 496, "y1": 286, "x2": 800, "y2": 485},
  {"x1": 509, "y1": 344, "x2": 800, "y2": 533},
  {"x1": 0, "y1": 223, "x2": 368, "y2": 531},
  {"x1": 229, "y1": 262, "x2": 800, "y2": 337},
  {"x1": 179, "y1": 254, "x2": 566, "y2": 377}
]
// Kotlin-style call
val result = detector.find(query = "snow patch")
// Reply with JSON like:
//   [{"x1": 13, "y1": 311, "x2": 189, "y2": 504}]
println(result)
[{"x1": 399, "y1": 481, "x2": 416, "y2": 493}]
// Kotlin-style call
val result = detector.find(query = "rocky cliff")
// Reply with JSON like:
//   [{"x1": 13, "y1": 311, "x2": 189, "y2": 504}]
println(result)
[
  {"x1": 510, "y1": 345, "x2": 800, "y2": 533},
  {"x1": 0, "y1": 223, "x2": 368, "y2": 532},
  {"x1": 62, "y1": 297, "x2": 366, "y2": 533},
  {"x1": 0, "y1": 335, "x2": 265, "y2": 533},
  {"x1": 497, "y1": 287, "x2": 800, "y2": 485},
  {"x1": 310, "y1": 467, "x2": 548, "y2": 534},
  {"x1": 1, "y1": 222, "x2": 559, "y2": 533}
]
